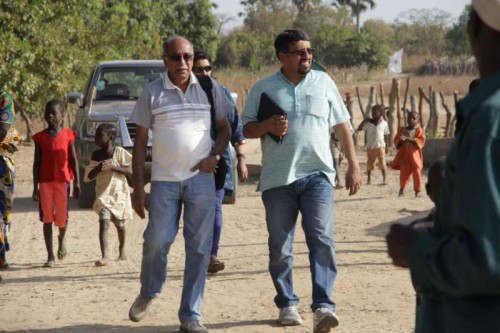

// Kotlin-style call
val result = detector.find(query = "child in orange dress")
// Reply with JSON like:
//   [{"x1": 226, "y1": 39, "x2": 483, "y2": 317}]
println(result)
[{"x1": 391, "y1": 111, "x2": 426, "y2": 197}]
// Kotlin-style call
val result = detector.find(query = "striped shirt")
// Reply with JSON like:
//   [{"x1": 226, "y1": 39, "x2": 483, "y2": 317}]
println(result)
[
  {"x1": 130, "y1": 72, "x2": 232, "y2": 181},
  {"x1": 242, "y1": 70, "x2": 350, "y2": 192}
]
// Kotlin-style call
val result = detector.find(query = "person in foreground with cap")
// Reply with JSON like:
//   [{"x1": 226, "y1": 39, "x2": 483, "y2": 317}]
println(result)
[{"x1": 386, "y1": 1, "x2": 500, "y2": 332}]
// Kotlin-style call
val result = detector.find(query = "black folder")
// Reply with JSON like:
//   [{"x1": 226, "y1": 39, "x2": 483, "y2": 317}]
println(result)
[{"x1": 257, "y1": 93, "x2": 287, "y2": 143}]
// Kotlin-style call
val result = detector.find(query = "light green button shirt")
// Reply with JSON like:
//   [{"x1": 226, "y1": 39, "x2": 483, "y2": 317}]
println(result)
[{"x1": 242, "y1": 69, "x2": 350, "y2": 192}]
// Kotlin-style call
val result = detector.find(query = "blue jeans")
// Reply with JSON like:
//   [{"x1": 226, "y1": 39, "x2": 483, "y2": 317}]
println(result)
[
  {"x1": 139, "y1": 172, "x2": 215, "y2": 322},
  {"x1": 262, "y1": 173, "x2": 337, "y2": 311},
  {"x1": 211, "y1": 188, "x2": 225, "y2": 256}
]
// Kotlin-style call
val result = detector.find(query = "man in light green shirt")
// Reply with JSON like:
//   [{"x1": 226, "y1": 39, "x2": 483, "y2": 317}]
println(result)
[{"x1": 386, "y1": 1, "x2": 500, "y2": 332}]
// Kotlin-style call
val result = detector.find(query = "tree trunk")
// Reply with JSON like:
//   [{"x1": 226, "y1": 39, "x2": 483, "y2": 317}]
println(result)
[
  {"x1": 388, "y1": 78, "x2": 399, "y2": 149},
  {"x1": 15, "y1": 102, "x2": 34, "y2": 143}
]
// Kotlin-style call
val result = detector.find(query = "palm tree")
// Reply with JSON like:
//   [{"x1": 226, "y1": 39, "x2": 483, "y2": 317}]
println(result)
[{"x1": 332, "y1": 0, "x2": 376, "y2": 34}]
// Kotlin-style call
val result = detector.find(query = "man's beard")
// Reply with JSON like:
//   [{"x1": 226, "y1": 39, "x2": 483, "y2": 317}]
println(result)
[{"x1": 298, "y1": 67, "x2": 310, "y2": 76}]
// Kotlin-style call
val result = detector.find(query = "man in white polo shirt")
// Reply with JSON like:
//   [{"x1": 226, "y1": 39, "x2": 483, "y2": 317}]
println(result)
[{"x1": 128, "y1": 36, "x2": 232, "y2": 333}]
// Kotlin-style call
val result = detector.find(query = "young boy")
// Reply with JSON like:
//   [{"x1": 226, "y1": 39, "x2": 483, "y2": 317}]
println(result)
[
  {"x1": 84, "y1": 123, "x2": 132, "y2": 266},
  {"x1": 391, "y1": 111, "x2": 426, "y2": 197},
  {"x1": 357, "y1": 104, "x2": 390, "y2": 184}
]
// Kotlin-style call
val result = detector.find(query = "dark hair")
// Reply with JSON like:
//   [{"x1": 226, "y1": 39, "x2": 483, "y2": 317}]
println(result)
[
  {"x1": 469, "y1": 78, "x2": 480, "y2": 92},
  {"x1": 162, "y1": 36, "x2": 193, "y2": 57},
  {"x1": 407, "y1": 111, "x2": 419, "y2": 121},
  {"x1": 371, "y1": 104, "x2": 385, "y2": 115},
  {"x1": 274, "y1": 29, "x2": 310, "y2": 57},
  {"x1": 45, "y1": 99, "x2": 65, "y2": 115},
  {"x1": 96, "y1": 123, "x2": 117, "y2": 139},
  {"x1": 194, "y1": 50, "x2": 212, "y2": 64}
]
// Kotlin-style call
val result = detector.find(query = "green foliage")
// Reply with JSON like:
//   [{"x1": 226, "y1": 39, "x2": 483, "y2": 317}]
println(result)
[
  {"x1": 392, "y1": 8, "x2": 451, "y2": 56},
  {"x1": 331, "y1": 0, "x2": 376, "y2": 32},
  {"x1": 216, "y1": 31, "x2": 275, "y2": 71},
  {"x1": 445, "y1": 5, "x2": 471, "y2": 56},
  {"x1": 362, "y1": 19, "x2": 395, "y2": 45},
  {"x1": 0, "y1": 0, "x2": 219, "y2": 117},
  {"x1": 239, "y1": 0, "x2": 297, "y2": 34},
  {"x1": 334, "y1": 30, "x2": 390, "y2": 69}
]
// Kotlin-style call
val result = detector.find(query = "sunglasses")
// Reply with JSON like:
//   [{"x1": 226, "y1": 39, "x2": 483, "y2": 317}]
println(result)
[
  {"x1": 167, "y1": 53, "x2": 194, "y2": 62},
  {"x1": 284, "y1": 48, "x2": 315, "y2": 57},
  {"x1": 192, "y1": 65, "x2": 213, "y2": 73}
]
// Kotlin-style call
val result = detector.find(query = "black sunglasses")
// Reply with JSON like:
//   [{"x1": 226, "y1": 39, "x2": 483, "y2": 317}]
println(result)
[
  {"x1": 167, "y1": 53, "x2": 194, "y2": 62},
  {"x1": 284, "y1": 48, "x2": 315, "y2": 57},
  {"x1": 192, "y1": 65, "x2": 213, "y2": 73}
]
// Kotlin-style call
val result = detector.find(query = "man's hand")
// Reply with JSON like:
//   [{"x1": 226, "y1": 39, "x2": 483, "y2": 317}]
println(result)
[
  {"x1": 237, "y1": 159, "x2": 248, "y2": 182},
  {"x1": 191, "y1": 155, "x2": 219, "y2": 173},
  {"x1": 345, "y1": 163, "x2": 361, "y2": 196},
  {"x1": 132, "y1": 189, "x2": 148, "y2": 219},
  {"x1": 266, "y1": 115, "x2": 288, "y2": 137},
  {"x1": 386, "y1": 224, "x2": 418, "y2": 268}
]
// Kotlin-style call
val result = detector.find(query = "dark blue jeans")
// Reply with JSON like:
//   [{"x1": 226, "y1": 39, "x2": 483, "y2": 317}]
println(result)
[{"x1": 262, "y1": 173, "x2": 337, "y2": 311}]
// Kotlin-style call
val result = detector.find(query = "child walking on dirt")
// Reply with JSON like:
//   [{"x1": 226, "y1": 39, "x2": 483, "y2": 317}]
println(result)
[
  {"x1": 84, "y1": 123, "x2": 132, "y2": 266},
  {"x1": 391, "y1": 111, "x2": 426, "y2": 197},
  {"x1": 357, "y1": 104, "x2": 390, "y2": 185},
  {"x1": 32, "y1": 99, "x2": 80, "y2": 268}
]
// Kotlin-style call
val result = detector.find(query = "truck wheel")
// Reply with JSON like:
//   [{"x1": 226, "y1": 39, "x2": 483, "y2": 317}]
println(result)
[{"x1": 78, "y1": 168, "x2": 95, "y2": 208}]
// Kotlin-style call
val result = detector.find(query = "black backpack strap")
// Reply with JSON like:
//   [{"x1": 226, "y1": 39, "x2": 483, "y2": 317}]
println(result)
[{"x1": 196, "y1": 75, "x2": 216, "y2": 126}]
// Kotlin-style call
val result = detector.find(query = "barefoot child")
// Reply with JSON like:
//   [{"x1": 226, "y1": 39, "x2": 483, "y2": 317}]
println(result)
[
  {"x1": 84, "y1": 123, "x2": 132, "y2": 266},
  {"x1": 391, "y1": 111, "x2": 426, "y2": 197},
  {"x1": 357, "y1": 104, "x2": 390, "y2": 184},
  {"x1": 32, "y1": 100, "x2": 80, "y2": 268}
]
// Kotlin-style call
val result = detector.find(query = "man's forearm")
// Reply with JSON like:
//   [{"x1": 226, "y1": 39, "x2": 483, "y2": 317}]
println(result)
[
  {"x1": 212, "y1": 118, "x2": 231, "y2": 155},
  {"x1": 132, "y1": 127, "x2": 148, "y2": 191},
  {"x1": 243, "y1": 121, "x2": 268, "y2": 139}
]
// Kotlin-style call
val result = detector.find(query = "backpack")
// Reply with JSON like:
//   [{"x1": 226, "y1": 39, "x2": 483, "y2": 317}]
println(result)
[{"x1": 196, "y1": 75, "x2": 228, "y2": 190}]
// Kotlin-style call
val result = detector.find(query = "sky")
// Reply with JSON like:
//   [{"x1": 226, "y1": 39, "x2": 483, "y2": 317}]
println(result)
[{"x1": 213, "y1": 0, "x2": 471, "y2": 32}]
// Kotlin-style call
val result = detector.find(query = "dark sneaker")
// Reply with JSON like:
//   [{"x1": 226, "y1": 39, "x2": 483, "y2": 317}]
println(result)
[
  {"x1": 180, "y1": 320, "x2": 208, "y2": 333},
  {"x1": 129, "y1": 295, "x2": 153, "y2": 322},
  {"x1": 313, "y1": 308, "x2": 339, "y2": 333},
  {"x1": 278, "y1": 306, "x2": 303, "y2": 326}
]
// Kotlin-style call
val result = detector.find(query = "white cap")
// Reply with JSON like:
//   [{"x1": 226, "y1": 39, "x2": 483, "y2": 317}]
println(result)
[{"x1": 472, "y1": 0, "x2": 500, "y2": 32}]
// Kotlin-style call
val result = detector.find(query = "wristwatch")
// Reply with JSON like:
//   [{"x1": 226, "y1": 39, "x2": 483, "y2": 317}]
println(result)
[{"x1": 210, "y1": 152, "x2": 221, "y2": 161}]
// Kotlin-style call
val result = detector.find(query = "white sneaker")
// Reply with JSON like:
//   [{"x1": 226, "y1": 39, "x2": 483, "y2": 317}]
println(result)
[
  {"x1": 278, "y1": 306, "x2": 303, "y2": 326},
  {"x1": 313, "y1": 307, "x2": 339, "y2": 333}
]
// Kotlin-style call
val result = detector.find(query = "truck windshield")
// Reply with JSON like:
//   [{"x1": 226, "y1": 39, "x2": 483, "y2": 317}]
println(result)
[{"x1": 93, "y1": 67, "x2": 165, "y2": 101}]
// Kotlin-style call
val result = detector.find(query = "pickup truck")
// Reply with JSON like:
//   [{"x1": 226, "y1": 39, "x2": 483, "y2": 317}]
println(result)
[{"x1": 68, "y1": 60, "x2": 238, "y2": 208}]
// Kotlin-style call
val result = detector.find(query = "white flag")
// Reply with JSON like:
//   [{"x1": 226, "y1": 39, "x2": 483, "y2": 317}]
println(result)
[{"x1": 388, "y1": 48, "x2": 403, "y2": 74}]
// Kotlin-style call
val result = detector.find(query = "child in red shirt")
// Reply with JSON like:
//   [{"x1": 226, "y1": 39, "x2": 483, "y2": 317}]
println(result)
[{"x1": 32, "y1": 100, "x2": 80, "y2": 268}]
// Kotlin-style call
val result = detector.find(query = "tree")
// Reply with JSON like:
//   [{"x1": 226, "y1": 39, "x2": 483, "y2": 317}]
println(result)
[
  {"x1": 239, "y1": 0, "x2": 297, "y2": 34},
  {"x1": 294, "y1": 5, "x2": 353, "y2": 38},
  {"x1": 0, "y1": 0, "x2": 220, "y2": 119},
  {"x1": 332, "y1": 0, "x2": 376, "y2": 34},
  {"x1": 445, "y1": 5, "x2": 471, "y2": 57},
  {"x1": 165, "y1": 0, "x2": 219, "y2": 57},
  {"x1": 362, "y1": 19, "x2": 394, "y2": 45},
  {"x1": 393, "y1": 8, "x2": 452, "y2": 56}
]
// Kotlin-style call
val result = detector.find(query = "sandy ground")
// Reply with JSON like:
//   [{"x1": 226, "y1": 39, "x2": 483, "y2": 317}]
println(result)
[{"x1": 1, "y1": 138, "x2": 433, "y2": 333}]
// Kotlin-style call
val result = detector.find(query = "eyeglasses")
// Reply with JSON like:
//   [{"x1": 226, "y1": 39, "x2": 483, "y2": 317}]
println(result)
[
  {"x1": 166, "y1": 53, "x2": 194, "y2": 62},
  {"x1": 192, "y1": 65, "x2": 213, "y2": 73},
  {"x1": 284, "y1": 48, "x2": 315, "y2": 57}
]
